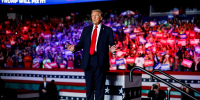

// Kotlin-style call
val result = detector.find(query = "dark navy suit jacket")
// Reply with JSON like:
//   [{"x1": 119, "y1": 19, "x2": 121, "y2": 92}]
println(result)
[{"x1": 74, "y1": 24, "x2": 115, "y2": 72}]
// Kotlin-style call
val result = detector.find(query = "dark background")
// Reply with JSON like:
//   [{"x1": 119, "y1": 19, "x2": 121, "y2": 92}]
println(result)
[{"x1": 0, "y1": 0, "x2": 198, "y2": 19}]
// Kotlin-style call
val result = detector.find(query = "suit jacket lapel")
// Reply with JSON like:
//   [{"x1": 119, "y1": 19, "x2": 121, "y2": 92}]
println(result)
[
  {"x1": 97, "y1": 24, "x2": 104, "y2": 45},
  {"x1": 87, "y1": 25, "x2": 93, "y2": 46}
]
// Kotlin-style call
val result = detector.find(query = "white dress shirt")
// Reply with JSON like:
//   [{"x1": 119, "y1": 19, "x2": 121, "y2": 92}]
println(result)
[
  {"x1": 42, "y1": 82, "x2": 47, "y2": 92},
  {"x1": 91, "y1": 23, "x2": 102, "y2": 52},
  {"x1": 44, "y1": 82, "x2": 46, "y2": 88}
]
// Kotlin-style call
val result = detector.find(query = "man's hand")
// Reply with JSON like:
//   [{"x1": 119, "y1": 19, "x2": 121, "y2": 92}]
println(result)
[
  {"x1": 43, "y1": 89, "x2": 47, "y2": 93},
  {"x1": 154, "y1": 89, "x2": 159, "y2": 94},
  {"x1": 66, "y1": 44, "x2": 75, "y2": 52},
  {"x1": 151, "y1": 85, "x2": 153, "y2": 90},
  {"x1": 109, "y1": 45, "x2": 116, "y2": 54}
]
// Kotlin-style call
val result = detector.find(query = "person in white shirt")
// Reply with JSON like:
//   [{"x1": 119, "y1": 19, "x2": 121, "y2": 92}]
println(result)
[
  {"x1": 135, "y1": 53, "x2": 144, "y2": 69},
  {"x1": 39, "y1": 77, "x2": 50, "y2": 100},
  {"x1": 32, "y1": 55, "x2": 41, "y2": 68}
]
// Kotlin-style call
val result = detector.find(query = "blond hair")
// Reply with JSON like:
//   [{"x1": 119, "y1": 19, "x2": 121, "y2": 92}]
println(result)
[{"x1": 91, "y1": 9, "x2": 103, "y2": 17}]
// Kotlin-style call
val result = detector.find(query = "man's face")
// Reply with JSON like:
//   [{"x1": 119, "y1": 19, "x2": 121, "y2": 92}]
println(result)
[
  {"x1": 156, "y1": 83, "x2": 160, "y2": 90},
  {"x1": 91, "y1": 11, "x2": 102, "y2": 25},
  {"x1": 43, "y1": 77, "x2": 46, "y2": 82}
]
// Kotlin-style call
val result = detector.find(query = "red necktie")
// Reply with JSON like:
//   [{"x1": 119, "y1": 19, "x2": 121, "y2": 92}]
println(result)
[{"x1": 90, "y1": 25, "x2": 98, "y2": 55}]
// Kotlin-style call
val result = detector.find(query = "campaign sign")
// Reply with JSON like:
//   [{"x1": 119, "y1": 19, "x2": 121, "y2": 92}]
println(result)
[
  {"x1": 150, "y1": 21, "x2": 157, "y2": 27},
  {"x1": 116, "y1": 51, "x2": 123, "y2": 57},
  {"x1": 154, "y1": 62, "x2": 161, "y2": 70},
  {"x1": 186, "y1": 31, "x2": 190, "y2": 35},
  {"x1": 105, "y1": 23, "x2": 111, "y2": 27},
  {"x1": 44, "y1": 34, "x2": 51, "y2": 39},
  {"x1": 173, "y1": 10, "x2": 179, "y2": 15},
  {"x1": 160, "y1": 52, "x2": 166, "y2": 56},
  {"x1": 123, "y1": 28, "x2": 131, "y2": 33},
  {"x1": 190, "y1": 39, "x2": 199, "y2": 45},
  {"x1": 190, "y1": 32, "x2": 195, "y2": 37},
  {"x1": 134, "y1": 28, "x2": 140, "y2": 33},
  {"x1": 49, "y1": 62, "x2": 58, "y2": 68},
  {"x1": 129, "y1": 33, "x2": 136, "y2": 39},
  {"x1": 178, "y1": 39, "x2": 186, "y2": 46},
  {"x1": 161, "y1": 64, "x2": 171, "y2": 71},
  {"x1": 136, "y1": 32, "x2": 145, "y2": 36},
  {"x1": 145, "y1": 42, "x2": 152, "y2": 48},
  {"x1": 44, "y1": 63, "x2": 52, "y2": 69},
  {"x1": 144, "y1": 60, "x2": 154, "y2": 67},
  {"x1": 168, "y1": 15, "x2": 174, "y2": 19},
  {"x1": 160, "y1": 39, "x2": 167, "y2": 44},
  {"x1": 181, "y1": 59, "x2": 193, "y2": 68},
  {"x1": 5, "y1": 21, "x2": 10, "y2": 25},
  {"x1": 110, "y1": 58, "x2": 116, "y2": 65},
  {"x1": 116, "y1": 59, "x2": 125, "y2": 65},
  {"x1": 168, "y1": 27, "x2": 174, "y2": 34},
  {"x1": 112, "y1": 27, "x2": 117, "y2": 32},
  {"x1": 60, "y1": 64, "x2": 65, "y2": 69},
  {"x1": 139, "y1": 38, "x2": 147, "y2": 43},
  {"x1": 0, "y1": 0, "x2": 113, "y2": 5},
  {"x1": 32, "y1": 62, "x2": 40, "y2": 68},
  {"x1": 121, "y1": 11, "x2": 127, "y2": 16},
  {"x1": 6, "y1": 44, "x2": 11, "y2": 49},
  {"x1": 195, "y1": 47, "x2": 200, "y2": 53},
  {"x1": 110, "y1": 14, "x2": 114, "y2": 18},
  {"x1": 156, "y1": 33, "x2": 163, "y2": 38},
  {"x1": 194, "y1": 27, "x2": 200, "y2": 33},
  {"x1": 152, "y1": 31, "x2": 158, "y2": 36},
  {"x1": 180, "y1": 34, "x2": 187, "y2": 39},
  {"x1": 134, "y1": 14, "x2": 139, "y2": 18},
  {"x1": 6, "y1": 30, "x2": 11, "y2": 34},
  {"x1": 172, "y1": 32, "x2": 178, "y2": 36},
  {"x1": 167, "y1": 39, "x2": 175, "y2": 45},
  {"x1": 126, "y1": 57, "x2": 135, "y2": 64}
]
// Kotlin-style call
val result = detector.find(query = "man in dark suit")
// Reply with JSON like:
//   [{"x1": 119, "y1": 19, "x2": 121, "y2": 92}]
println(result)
[
  {"x1": 67, "y1": 9, "x2": 116, "y2": 100},
  {"x1": 39, "y1": 77, "x2": 50, "y2": 100}
]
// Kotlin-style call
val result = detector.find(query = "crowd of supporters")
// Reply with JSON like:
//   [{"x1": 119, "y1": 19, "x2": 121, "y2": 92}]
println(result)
[{"x1": 0, "y1": 11, "x2": 200, "y2": 72}]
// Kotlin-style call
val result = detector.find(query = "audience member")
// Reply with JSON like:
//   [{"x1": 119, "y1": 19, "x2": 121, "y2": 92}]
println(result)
[
  {"x1": 193, "y1": 7, "x2": 198, "y2": 11},
  {"x1": 56, "y1": 52, "x2": 64, "y2": 68},
  {"x1": 185, "y1": 7, "x2": 191, "y2": 11},
  {"x1": 23, "y1": 53, "x2": 32, "y2": 68},
  {"x1": 16, "y1": 53, "x2": 23, "y2": 68},
  {"x1": 42, "y1": 56, "x2": 51, "y2": 69}
]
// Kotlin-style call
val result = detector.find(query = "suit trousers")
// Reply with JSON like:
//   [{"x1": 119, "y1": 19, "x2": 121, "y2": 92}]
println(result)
[
  {"x1": 40, "y1": 93, "x2": 48, "y2": 100},
  {"x1": 84, "y1": 52, "x2": 107, "y2": 100}
]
